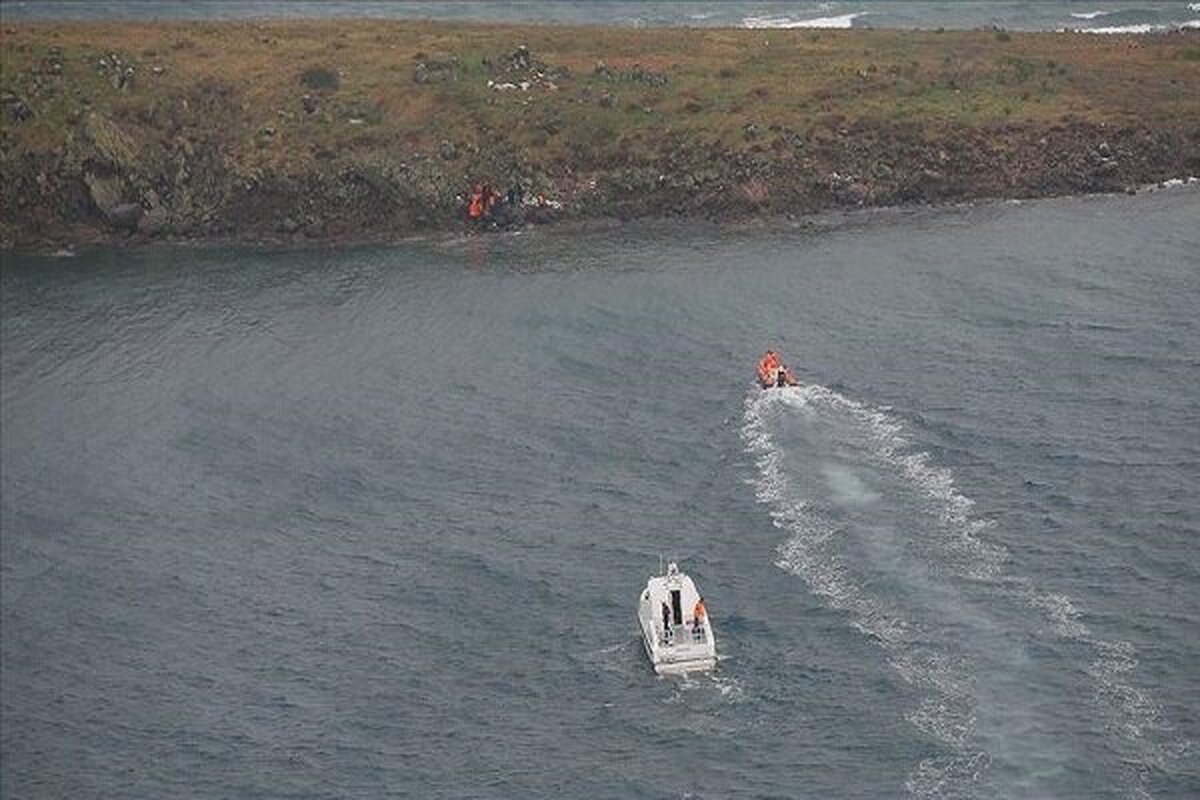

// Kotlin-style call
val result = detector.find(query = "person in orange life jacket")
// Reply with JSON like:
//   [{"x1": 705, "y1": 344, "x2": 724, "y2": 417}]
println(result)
[
  {"x1": 758, "y1": 349, "x2": 798, "y2": 387},
  {"x1": 693, "y1": 597, "x2": 707, "y2": 632},
  {"x1": 757, "y1": 350, "x2": 781, "y2": 385},
  {"x1": 467, "y1": 185, "x2": 485, "y2": 220}
]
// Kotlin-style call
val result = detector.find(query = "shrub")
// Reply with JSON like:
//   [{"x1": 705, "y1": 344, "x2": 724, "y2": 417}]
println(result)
[{"x1": 300, "y1": 66, "x2": 340, "y2": 91}]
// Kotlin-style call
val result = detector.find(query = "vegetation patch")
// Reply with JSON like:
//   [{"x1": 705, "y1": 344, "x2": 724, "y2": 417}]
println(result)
[
  {"x1": 299, "y1": 66, "x2": 340, "y2": 91},
  {"x1": 1, "y1": 20, "x2": 1197, "y2": 246}
]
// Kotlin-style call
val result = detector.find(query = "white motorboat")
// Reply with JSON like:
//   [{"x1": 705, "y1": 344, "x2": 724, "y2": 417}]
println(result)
[{"x1": 637, "y1": 561, "x2": 716, "y2": 675}]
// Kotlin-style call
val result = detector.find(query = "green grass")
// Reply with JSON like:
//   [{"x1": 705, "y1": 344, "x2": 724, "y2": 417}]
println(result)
[{"x1": 4, "y1": 22, "x2": 1195, "y2": 161}]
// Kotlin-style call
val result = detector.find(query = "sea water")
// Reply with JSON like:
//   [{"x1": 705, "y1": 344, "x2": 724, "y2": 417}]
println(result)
[
  {"x1": 4, "y1": 0, "x2": 1200, "y2": 34},
  {"x1": 3, "y1": 187, "x2": 1199, "y2": 797}
]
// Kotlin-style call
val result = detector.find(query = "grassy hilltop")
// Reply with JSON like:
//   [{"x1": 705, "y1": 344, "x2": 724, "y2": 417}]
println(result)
[{"x1": 2, "y1": 20, "x2": 1199, "y2": 245}]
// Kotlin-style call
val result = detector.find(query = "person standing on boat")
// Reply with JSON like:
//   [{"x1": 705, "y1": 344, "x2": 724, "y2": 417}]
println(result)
[
  {"x1": 756, "y1": 350, "x2": 781, "y2": 386},
  {"x1": 693, "y1": 597, "x2": 707, "y2": 632},
  {"x1": 757, "y1": 349, "x2": 799, "y2": 388}
]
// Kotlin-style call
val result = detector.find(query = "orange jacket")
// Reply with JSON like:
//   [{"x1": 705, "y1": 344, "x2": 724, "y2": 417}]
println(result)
[
  {"x1": 693, "y1": 599, "x2": 706, "y2": 621},
  {"x1": 757, "y1": 352, "x2": 781, "y2": 384},
  {"x1": 467, "y1": 193, "x2": 484, "y2": 219}
]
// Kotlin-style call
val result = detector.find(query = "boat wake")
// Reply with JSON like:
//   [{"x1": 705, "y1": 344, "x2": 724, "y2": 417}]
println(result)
[
  {"x1": 742, "y1": 383, "x2": 1188, "y2": 798},
  {"x1": 1029, "y1": 591, "x2": 1193, "y2": 797}
]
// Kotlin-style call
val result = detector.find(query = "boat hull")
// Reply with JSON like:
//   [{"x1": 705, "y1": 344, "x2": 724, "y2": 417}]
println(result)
[{"x1": 638, "y1": 614, "x2": 715, "y2": 674}]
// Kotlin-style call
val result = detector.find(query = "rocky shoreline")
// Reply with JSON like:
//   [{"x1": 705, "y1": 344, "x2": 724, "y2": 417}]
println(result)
[
  {"x1": 2, "y1": 22, "x2": 1198, "y2": 249},
  {"x1": 11, "y1": 122, "x2": 1197, "y2": 255}
]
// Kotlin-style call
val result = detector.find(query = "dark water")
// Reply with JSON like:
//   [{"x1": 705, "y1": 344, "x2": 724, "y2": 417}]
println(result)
[
  {"x1": 3, "y1": 187, "x2": 1199, "y2": 799},
  {"x1": 5, "y1": 0, "x2": 1200, "y2": 33}
]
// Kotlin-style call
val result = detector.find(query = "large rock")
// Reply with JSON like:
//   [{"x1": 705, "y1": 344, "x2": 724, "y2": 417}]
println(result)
[
  {"x1": 107, "y1": 202, "x2": 143, "y2": 232},
  {"x1": 84, "y1": 113, "x2": 136, "y2": 171},
  {"x1": 2, "y1": 92, "x2": 33, "y2": 123},
  {"x1": 276, "y1": 216, "x2": 302, "y2": 234},
  {"x1": 412, "y1": 57, "x2": 460, "y2": 84},
  {"x1": 137, "y1": 209, "x2": 169, "y2": 236},
  {"x1": 83, "y1": 171, "x2": 124, "y2": 217}
]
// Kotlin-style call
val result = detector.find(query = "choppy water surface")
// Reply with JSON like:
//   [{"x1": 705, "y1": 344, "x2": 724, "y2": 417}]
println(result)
[
  {"x1": 6, "y1": 0, "x2": 1200, "y2": 33},
  {"x1": 3, "y1": 188, "x2": 1199, "y2": 798}
]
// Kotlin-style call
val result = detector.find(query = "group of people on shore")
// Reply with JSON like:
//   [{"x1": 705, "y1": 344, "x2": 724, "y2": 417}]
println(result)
[
  {"x1": 464, "y1": 182, "x2": 559, "y2": 223},
  {"x1": 465, "y1": 182, "x2": 516, "y2": 221}
]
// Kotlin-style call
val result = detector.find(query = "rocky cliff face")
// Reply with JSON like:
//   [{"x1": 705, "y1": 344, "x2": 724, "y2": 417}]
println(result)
[{"x1": 7, "y1": 110, "x2": 1192, "y2": 248}]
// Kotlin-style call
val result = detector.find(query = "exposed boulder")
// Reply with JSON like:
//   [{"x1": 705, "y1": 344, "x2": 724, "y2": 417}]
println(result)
[
  {"x1": 137, "y1": 209, "x2": 169, "y2": 236},
  {"x1": 276, "y1": 216, "x2": 301, "y2": 234},
  {"x1": 115, "y1": 66, "x2": 136, "y2": 92},
  {"x1": 107, "y1": 202, "x2": 143, "y2": 232},
  {"x1": 491, "y1": 45, "x2": 569, "y2": 82},
  {"x1": 412, "y1": 56, "x2": 460, "y2": 84},
  {"x1": 594, "y1": 62, "x2": 667, "y2": 86},
  {"x1": 95, "y1": 52, "x2": 136, "y2": 91},
  {"x1": 2, "y1": 92, "x2": 33, "y2": 123},
  {"x1": 83, "y1": 172, "x2": 124, "y2": 218},
  {"x1": 506, "y1": 45, "x2": 533, "y2": 71},
  {"x1": 84, "y1": 112, "x2": 137, "y2": 170}
]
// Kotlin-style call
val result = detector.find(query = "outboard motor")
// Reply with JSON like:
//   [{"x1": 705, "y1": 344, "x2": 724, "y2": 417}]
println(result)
[{"x1": 776, "y1": 369, "x2": 788, "y2": 387}]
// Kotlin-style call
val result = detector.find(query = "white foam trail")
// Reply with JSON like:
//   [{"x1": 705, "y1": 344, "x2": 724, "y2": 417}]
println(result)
[
  {"x1": 743, "y1": 12, "x2": 863, "y2": 29},
  {"x1": 1029, "y1": 589, "x2": 1193, "y2": 797},
  {"x1": 770, "y1": 384, "x2": 1006, "y2": 579},
  {"x1": 1190, "y1": 2, "x2": 1200, "y2": 12},
  {"x1": 821, "y1": 463, "x2": 880, "y2": 507},
  {"x1": 744, "y1": 382, "x2": 1190, "y2": 798},
  {"x1": 744, "y1": 385, "x2": 987, "y2": 795},
  {"x1": 1071, "y1": 10, "x2": 1112, "y2": 19},
  {"x1": 711, "y1": 673, "x2": 746, "y2": 702},
  {"x1": 666, "y1": 671, "x2": 746, "y2": 705},
  {"x1": 905, "y1": 751, "x2": 992, "y2": 800}
]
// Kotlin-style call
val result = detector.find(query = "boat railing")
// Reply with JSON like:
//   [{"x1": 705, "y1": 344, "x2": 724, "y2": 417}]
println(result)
[{"x1": 658, "y1": 620, "x2": 708, "y2": 647}]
